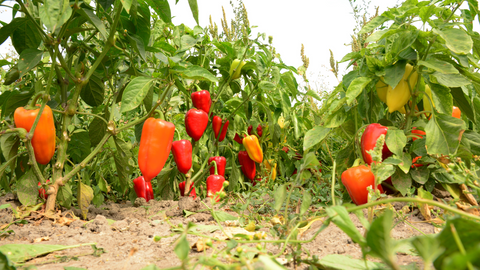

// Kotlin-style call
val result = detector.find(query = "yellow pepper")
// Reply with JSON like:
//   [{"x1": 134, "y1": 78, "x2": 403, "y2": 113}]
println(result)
[
  {"x1": 386, "y1": 63, "x2": 418, "y2": 113},
  {"x1": 375, "y1": 78, "x2": 389, "y2": 103},
  {"x1": 264, "y1": 159, "x2": 277, "y2": 180},
  {"x1": 243, "y1": 135, "x2": 263, "y2": 163},
  {"x1": 423, "y1": 85, "x2": 434, "y2": 117}
]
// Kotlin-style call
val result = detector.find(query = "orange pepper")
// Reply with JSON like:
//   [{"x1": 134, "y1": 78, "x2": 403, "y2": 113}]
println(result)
[{"x1": 242, "y1": 135, "x2": 263, "y2": 163}]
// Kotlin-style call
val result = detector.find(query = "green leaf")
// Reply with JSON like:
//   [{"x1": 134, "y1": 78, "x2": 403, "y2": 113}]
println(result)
[
  {"x1": 398, "y1": 152, "x2": 412, "y2": 174},
  {"x1": 300, "y1": 192, "x2": 311, "y2": 216},
  {"x1": 428, "y1": 83, "x2": 453, "y2": 115},
  {"x1": 425, "y1": 113, "x2": 466, "y2": 155},
  {"x1": 317, "y1": 254, "x2": 385, "y2": 270},
  {"x1": 418, "y1": 59, "x2": 458, "y2": 74},
  {"x1": 81, "y1": 73, "x2": 105, "y2": 107},
  {"x1": 0, "y1": 133, "x2": 19, "y2": 162},
  {"x1": 451, "y1": 87, "x2": 475, "y2": 123},
  {"x1": 171, "y1": 65, "x2": 218, "y2": 82},
  {"x1": 214, "y1": 211, "x2": 238, "y2": 222},
  {"x1": 128, "y1": 34, "x2": 146, "y2": 61},
  {"x1": 2, "y1": 89, "x2": 34, "y2": 117},
  {"x1": 11, "y1": 19, "x2": 42, "y2": 54},
  {"x1": 256, "y1": 255, "x2": 288, "y2": 270},
  {"x1": 67, "y1": 131, "x2": 91, "y2": 164},
  {"x1": 0, "y1": 17, "x2": 27, "y2": 45},
  {"x1": 366, "y1": 210, "x2": 397, "y2": 268},
  {"x1": 274, "y1": 184, "x2": 287, "y2": 212},
  {"x1": 17, "y1": 170, "x2": 37, "y2": 206},
  {"x1": 281, "y1": 72, "x2": 298, "y2": 96},
  {"x1": 302, "y1": 152, "x2": 320, "y2": 170},
  {"x1": 410, "y1": 165, "x2": 430, "y2": 185},
  {"x1": 0, "y1": 250, "x2": 15, "y2": 270},
  {"x1": 303, "y1": 126, "x2": 330, "y2": 152},
  {"x1": 326, "y1": 206, "x2": 366, "y2": 247},
  {"x1": 346, "y1": 77, "x2": 372, "y2": 106},
  {"x1": 144, "y1": 0, "x2": 171, "y2": 23},
  {"x1": 88, "y1": 117, "x2": 107, "y2": 147},
  {"x1": 120, "y1": 0, "x2": 132, "y2": 12},
  {"x1": 38, "y1": 0, "x2": 73, "y2": 32},
  {"x1": 57, "y1": 183, "x2": 73, "y2": 209},
  {"x1": 120, "y1": 77, "x2": 154, "y2": 113},
  {"x1": 461, "y1": 130, "x2": 480, "y2": 155},
  {"x1": 433, "y1": 72, "x2": 471, "y2": 88},
  {"x1": 384, "y1": 60, "x2": 406, "y2": 89},
  {"x1": 386, "y1": 129, "x2": 406, "y2": 157},
  {"x1": 18, "y1": 49, "x2": 43, "y2": 76},
  {"x1": 174, "y1": 235, "x2": 189, "y2": 261},
  {"x1": 78, "y1": 9, "x2": 108, "y2": 40},
  {"x1": 188, "y1": 0, "x2": 199, "y2": 25},
  {"x1": 77, "y1": 182, "x2": 94, "y2": 220},
  {"x1": 359, "y1": 16, "x2": 388, "y2": 35},
  {"x1": 0, "y1": 243, "x2": 95, "y2": 264},
  {"x1": 305, "y1": 89, "x2": 322, "y2": 101},
  {"x1": 391, "y1": 169, "x2": 412, "y2": 196},
  {"x1": 434, "y1": 28, "x2": 473, "y2": 55},
  {"x1": 114, "y1": 138, "x2": 133, "y2": 194},
  {"x1": 259, "y1": 81, "x2": 276, "y2": 92}
]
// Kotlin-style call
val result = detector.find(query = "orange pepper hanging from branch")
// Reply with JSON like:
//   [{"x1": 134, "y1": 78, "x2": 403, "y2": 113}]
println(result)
[{"x1": 242, "y1": 135, "x2": 263, "y2": 163}]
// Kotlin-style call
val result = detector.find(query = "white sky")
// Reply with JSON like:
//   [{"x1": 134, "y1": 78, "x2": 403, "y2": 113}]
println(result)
[{"x1": 1, "y1": 0, "x2": 478, "y2": 91}]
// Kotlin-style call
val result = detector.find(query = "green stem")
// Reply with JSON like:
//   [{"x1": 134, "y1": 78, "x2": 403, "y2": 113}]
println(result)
[
  {"x1": 450, "y1": 224, "x2": 474, "y2": 270},
  {"x1": 331, "y1": 160, "x2": 337, "y2": 206},
  {"x1": 26, "y1": 140, "x2": 46, "y2": 183}
]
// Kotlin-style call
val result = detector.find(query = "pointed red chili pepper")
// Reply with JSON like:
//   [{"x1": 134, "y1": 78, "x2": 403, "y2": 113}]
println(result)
[
  {"x1": 411, "y1": 127, "x2": 426, "y2": 142},
  {"x1": 38, "y1": 179, "x2": 50, "y2": 199},
  {"x1": 133, "y1": 176, "x2": 154, "y2": 202},
  {"x1": 238, "y1": 150, "x2": 256, "y2": 180},
  {"x1": 206, "y1": 161, "x2": 225, "y2": 202},
  {"x1": 172, "y1": 140, "x2": 192, "y2": 174},
  {"x1": 234, "y1": 133, "x2": 245, "y2": 145},
  {"x1": 208, "y1": 156, "x2": 226, "y2": 176},
  {"x1": 185, "y1": 108, "x2": 209, "y2": 141},
  {"x1": 191, "y1": 90, "x2": 212, "y2": 114},
  {"x1": 248, "y1": 124, "x2": 263, "y2": 137},
  {"x1": 179, "y1": 181, "x2": 197, "y2": 199},
  {"x1": 212, "y1": 116, "x2": 229, "y2": 142}
]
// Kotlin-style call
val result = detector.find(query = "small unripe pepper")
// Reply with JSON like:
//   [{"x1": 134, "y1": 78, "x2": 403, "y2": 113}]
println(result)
[
  {"x1": 138, "y1": 117, "x2": 175, "y2": 182},
  {"x1": 208, "y1": 156, "x2": 226, "y2": 176},
  {"x1": 238, "y1": 151, "x2": 256, "y2": 180},
  {"x1": 191, "y1": 90, "x2": 212, "y2": 114},
  {"x1": 133, "y1": 176, "x2": 154, "y2": 202},
  {"x1": 212, "y1": 116, "x2": 229, "y2": 142},
  {"x1": 229, "y1": 59, "x2": 246, "y2": 80},
  {"x1": 185, "y1": 108, "x2": 209, "y2": 141},
  {"x1": 172, "y1": 140, "x2": 192, "y2": 174},
  {"x1": 179, "y1": 181, "x2": 197, "y2": 199},
  {"x1": 14, "y1": 105, "x2": 56, "y2": 165},
  {"x1": 206, "y1": 161, "x2": 225, "y2": 202},
  {"x1": 243, "y1": 135, "x2": 263, "y2": 163}
]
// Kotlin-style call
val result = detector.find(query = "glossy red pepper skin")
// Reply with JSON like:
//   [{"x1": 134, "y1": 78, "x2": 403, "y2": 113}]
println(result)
[
  {"x1": 179, "y1": 181, "x2": 197, "y2": 199},
  {"x1": 191, "y1": 90, "x2": 211, "y2": 114},
  {"x1": 212, "y1": 116, "x2": 229, "y2": 142},
  {"x1": 14, "y1": 105, "x2": 56, "y2": 165},
  {"x1": 248, "y1": 124, "x2": 263, "y2": 137},
  {"x1": 412, "y1": 156, "x2": 423, "y2": 168},
  {"x1": 185, "y1": 109, "x2": 209, "y2": 141},
  {"x1": 38, "y1": 179, "x2": 50, "y2": 199},
  {"x1": 234, "y1": 133, "x2": 245, "y2": 145},
  {"x1": 209, "y1": 156, "x2": 226, "y2": 176},
  {"x1": 206, "y1": 174, "x2": 225, "y2": 202},
  {"x1": 172, "y1": 140, "x2": 192, "y2": 174},
  {"x1": 411, "y1": 127, "x2": 426, "y2": 142},
  {"x1": 361, "y1": 123, "x2": 393, "y2": 165},
  {"x1": 341, "y1": 165, "x2": 384, "y2": 205},
  {"x1": 138, "y1": 118, "x2": 175, "y2": 182},
  {"x1": 133, "y1": 176, "x2": 154, "y2": 202},
  {"x1": 238, "y1": 151, "x2": 256, "y2": 180}
]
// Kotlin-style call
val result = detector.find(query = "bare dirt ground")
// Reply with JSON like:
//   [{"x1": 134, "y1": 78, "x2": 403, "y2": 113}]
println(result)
[{"x1": 0, "y1": 194, "x2": 434, "y2": 269}]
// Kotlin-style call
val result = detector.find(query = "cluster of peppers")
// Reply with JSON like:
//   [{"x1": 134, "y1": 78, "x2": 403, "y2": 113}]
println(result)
[{"x1": 235, "y1": 125, "x2": 266, "y2": 185}]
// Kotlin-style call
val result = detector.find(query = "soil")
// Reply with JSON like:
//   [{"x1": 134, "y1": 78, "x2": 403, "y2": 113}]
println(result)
[{"x1": 0, "y1": 194, "x2": 436, "y2": 269}]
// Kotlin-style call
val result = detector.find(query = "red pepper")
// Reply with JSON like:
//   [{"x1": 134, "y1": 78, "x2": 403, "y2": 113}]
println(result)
[
  {"x1": 138, "y1": 117, "x2": 175, "y2": 182},
  {"x1": 208, "y1": 156, "x2": 226, "y2": 176},
  {"x1": 206, "y1": 161, "x2": 225, "y2": 202},
  {"x1": 282, "y1": 146, "x2": 289, "y2": 153},
  {"x1": 341, "y1": 165, "x2": 384, "y2": 205},
  {"x1": 172, "y1": 140, "x2": 192, "y2": 174},
  {"x1": 247, "y1": 124, "x2": 263, "y2": 137},
  {"x1": 191, "y1": 90, "x2": 212, "y2": 114},
  {"x1": 412, "y1": 156, "x2": 423, "y2": 168},
  {"x1": 411, "y1": 127, "x2": 426, "y2": 142},
  {"x1": 212, "y1": 116, "x2": 229, "y2": 142},
  {"x1": 133, "y1": 176, "x2": 154, "y2": 202},
  {"x1": 234, "y1": 133, "x2": 245, "y2": 145},
  {"x1": 238, "y1": 151, "x2": 256, "y2": 180},
  {"x1": 361, "y1": 123, "x2": 393, "y2": 165},
  {"x1": 38, "y1": 179, "x2": 50, "y2": 199},
  {"x1": 185, "y1": 108, "x2": 209, "y2": 141},
  {"x1": 179, "y1": 181, "x2": 197, "y2": 199}
]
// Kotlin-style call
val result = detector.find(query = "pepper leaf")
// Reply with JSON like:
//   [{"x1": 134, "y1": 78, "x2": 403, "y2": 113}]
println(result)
[
  {"x1": 425, "y1": 113, "x2": 466, "y2": 155},
  {"x1": 17, "y1": 169, "x2": 37, "y2": 206},
  {"x1": 120, "y1": 76, "x2": 154, "y2": 113},
  {"x1": 274, "y1": 184, "x2": 287, "y2": 212},
  {"x1": 77, "y1": 182, "x2": 94, "y2": 220}
]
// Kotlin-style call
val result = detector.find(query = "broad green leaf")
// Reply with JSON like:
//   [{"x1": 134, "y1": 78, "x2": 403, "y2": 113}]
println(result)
[
  {"x1": 302, "y1": 152, "x2": 321, "y2": 170},
  {"x1": 11, "y1": 19, "x2": 42, "y2": 54},
  {"x1": 57, "y1": 183, "x2": 73, "y2": 209},
  {"x1": 120, "y1": 0, "x2": 132, "y2": 12},
  {"x1": 128, "y1": 34, "x2": 146, "y2": 61},
  {"x1": 300, "y1": 192, "x2": 312, "y2": 215},
  {"x1": 451, "y1": 87, "x2": 475, "y2": 122},
  {"x1": 114, "y1": 138, "x2": 133, "y2": 194},
  {"x1": 214, "y1": 211, "x2": 238, "y2": 222},
  {"x1": 366, "y1": 210, "x2": 397, "y2": 268},
  {"x1": 303, "y1": 126, "x2": 330, "y2": 152},
  {"x1": 386, "y1": 129, "x2": 406, "y2": 157},
  {"x1": 359, "y1": 16, "x2": 388, "y2": 35},
  {"x1": 398, "y1": 152, "x2": 412, "y2": 174},
  {"x1": 88, "y1": 117, "x2": 107, "y2": 147},
  {"x1": 326, "y1": 206, "x2": 366, "y2": 247},
  {"x1": 77, "y1": 182, "x2": 94, "y2": 220},
  {"x1": 78, "y1": 9, "x2": 108, "y2": 40},
  {"x1": 18, "y1": 49, "x2": 43, "y2": 76},
  {"x1": 2, "y1": 89, "x2": 34, "y2": 117},
  {"x1": 0, "y1": 250, "x2": 15, "y2": 270},
  {"x1": 180, "y1": 35, "x2": 197, "y2": 51},
  {"x1": 0, "y1": 17, "x2": 27, "y2": 45},
  {"x1": 80, "y1": 73, "x2": 105, "y2": 107},
  {"x1": 461, "y1": 130, "x2": 480, "y2": 155},
  {"x1": 425, "y1": 113, "x2": 466, "y2": 155},
  {"x1": 418, "y1": 59, "x2": 458, "y2": 74},
  {"x1": 144, "y1": 0, "x2": 171, "y2": 23},
  {"x1": 120, "y1": 77, "x2": 154, "y2": 113},
  {"x1": 434, "y1": 28, "x2": 473, "y2": 55},
  {"x1": 391, "y1": 169, "x2": 412, "y2": 196},
  {"x1": 428, "y1": 83, "x2": 453, "y2": 115},
  {"x1": 375, "y1": 163, "x2": 395, "y2": 183},
  {"x1": 419, "y1": 5, "x2": 435, "y2": 23},
  {"x1": 174, "y1": 235, "x2": 189, "y2": 261},
  {"x1": 317, "y1": 254, "x2": 385, "y2": 270},
  {"x1": 433, "y1": 72, "x2": 471, "y2": 88},
  {"x1": 0, "y1": 133, "x2": 19, "y2": 161},
  {"x1": 259, "y1": 81, "x2": 276, "y2": 92},
  {"x1": 324, "y1": 107, "x2": 347, "y2": 128},
  {"x1": 171, "y1": 65, "x2": 218, "y2": 82},
  {"x1": 0, "y1": 243, "x2": 95, "y2": 264},
  {"x1": 67, "y1": 131, "x2": 91, "y2": 164},
  {"x1": 410, "y1": 165, "x2": 430, "y2": 185},
  {"x1": 389, "y1": 30, "x2": 419, "y2": 59},
  {"x1": 281, "y1": 72, "x2": 298, "y2": 96},
  {"x1": 365, "y1": 29, "x2": 388, "y2": 43},
  {"x1": 384, "y1": 60, "x2": 406, "y2": 90},
  {"x1": 274, "y1": 184, "x2": 287, "y2": 212},
  {"x1": 17, "y1": 170, "x2": 37, "y2": 206},
  {"x1": 39, "y1": 0, "x2": 72, "y2": 32},
  {"x1": 346, "y1": 77, "x2": 372, "y2": 106},
  {"x1": 188, "y1": 0, "x2": 199, "y2": 25},
  {"x1": 305, "y1": 89, "x2": 322, "y2": 101}
]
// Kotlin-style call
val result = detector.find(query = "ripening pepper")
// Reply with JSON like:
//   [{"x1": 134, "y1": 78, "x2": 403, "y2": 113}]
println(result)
[
  {"x1": 229, "y1": 59, "x2": 246, "y2": 80},
  {"x1": 179, "y1": 181, "x2": 197, "y2": 199},
  {"x1": 172, "y1": 140, "x2": 192, "y2": 174},
  {"x1": 185, "y1": 109, "x2": 209, "y2": 141},
  {"x1": 138, "y1": 118, "x2": 175, "y2": 182},
  {"x1": 361, "y1": 123, "x2": 393, "y2": 165},
  {"x1": 212, "y1": 116, "x2": 229, "y2": 142},
  {"x1": 411, "y1": 127, "x2": 426, "y2": 142},
  {"x1": 133, "y1": 176, "x2": 154, "y2": 202},
  {"x1": 248, "y1": 124, "x2": 263, "y2": 137},
  {"x1": 38, "y1": 179, "x2": 51, "y2": 199},
  {"x1": 209, "y1": 156, "x2": 226, "y2": 176},
  {"x1": 386, "y1": 63, "x2": 418, "y2": 113},
  {"x1": 376, "y1": 78, "x2": 388, "y2": 103},
  {"x1": 341, "y1": 165, "x2": 384, "y2": 205},
  {"x1": 238, "y1": 151, "x2": 256, "y2": 180},
  {"x1": 243, "y1": 135, "x2": 263, "y2": 163},
  {"x1": 234, "y1": 133, "x2": 245, "y2": 145},
  {"x1": 423, "y1": 85, "x2": 434, "y2": 118},
  {"x1": 452, "y1": 106, "x2": 461, "y2": 119},
  {"x1": 14, "y1": 105, "x2": 56, "y2": 165},
  {"x1": 264, "y1": 159, "x2": 277, "y2": 180},
  {"x1": 191, "y1": 90, "x2": 212, "y2": 114},
  {"x1": 206, "y1": 161, "x2": 225, "y2": 202},
  {"x1": 412, "y1": 156, "x2": 423, "y2": 168}
]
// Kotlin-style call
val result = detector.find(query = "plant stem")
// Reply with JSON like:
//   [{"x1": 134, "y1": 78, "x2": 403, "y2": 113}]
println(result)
[{"x1": 331, "y1": 160, "x2": 337, "y2": 206}]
